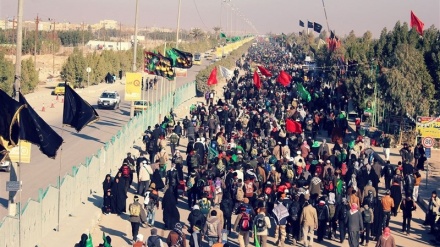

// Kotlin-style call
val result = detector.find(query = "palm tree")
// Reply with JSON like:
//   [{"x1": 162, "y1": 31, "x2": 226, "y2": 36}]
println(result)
[
  {"x1": 190, "y1": 28, "x2": 205, "y2": 41},
  {"x1": 213, "y1": 26, "x2": 221, "y2": 39}
]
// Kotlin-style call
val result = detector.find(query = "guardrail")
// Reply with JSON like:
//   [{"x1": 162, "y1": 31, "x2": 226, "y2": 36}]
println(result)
[{"x1": 0, "y1": 81, "x2": 196, "y2": 247}]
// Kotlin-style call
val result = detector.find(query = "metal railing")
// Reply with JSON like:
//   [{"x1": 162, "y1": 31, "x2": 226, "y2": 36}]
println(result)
[{"x1": 0, "y1": 81, "x2": 196, "y2": 247}]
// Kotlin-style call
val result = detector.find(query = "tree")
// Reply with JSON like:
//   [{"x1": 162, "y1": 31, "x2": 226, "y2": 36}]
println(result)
[
  {"x1": 380, "y1": 44, "x2": 434, "y2": 116},
  {"x1": 190, "y1": 28, "x2": 205, "y2": 41},
  {"x1": 0, "y1": 51, "x2": 14, "y2": 95},
  {"x1": 20, "y1": 58, "x2": 39, "y2": 94},
  {"x1": 213, "y1": 26, "x2": 221, "y2": 39}
]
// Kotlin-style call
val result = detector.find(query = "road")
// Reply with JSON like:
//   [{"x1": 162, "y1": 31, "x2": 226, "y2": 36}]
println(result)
[{"x1": 0, "y1": 56, "x2": 210, "y2": 219}]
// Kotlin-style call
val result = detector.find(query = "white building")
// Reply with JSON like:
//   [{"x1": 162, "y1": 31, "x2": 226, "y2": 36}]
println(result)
[{"x1": 86, "y1": 40, "x2": 133, "y2": 51}]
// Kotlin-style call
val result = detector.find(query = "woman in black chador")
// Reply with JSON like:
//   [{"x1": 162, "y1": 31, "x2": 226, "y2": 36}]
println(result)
[
  {"x1": 162, "y1": 187, "x2": 180, "y2": 230},
  {"x1": 111, "y1": 177, "x2": 127, "y2": 215}
]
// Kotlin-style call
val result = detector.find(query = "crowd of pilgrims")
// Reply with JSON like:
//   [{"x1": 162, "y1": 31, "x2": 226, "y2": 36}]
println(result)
[{"x1": 99, "y1": 41, "x2": 407, "y2": 247}]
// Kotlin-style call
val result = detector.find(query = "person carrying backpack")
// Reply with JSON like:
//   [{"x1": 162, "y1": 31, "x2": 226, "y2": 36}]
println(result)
[
  {"x1": 360, "y1": 204, "x2": 374, "y2": 246},
  {"x1": 233, "y1": 206, "x2": 253, "y2": 247},
  {"x1": 120, "y1": 162, "x2": 133, "y2": 193},
  {"x1": 128, "y1": 195, "x2": 147, "y2": 242},
  {"x1": 147, "y1": 228, "x2": 163, "y2": 247},
  {"x1": 381, "y1": 161, "x2": 394, "y2": 191},
  {"x1": 254, "y1": 208, "x2": 271, "y2": 247}
]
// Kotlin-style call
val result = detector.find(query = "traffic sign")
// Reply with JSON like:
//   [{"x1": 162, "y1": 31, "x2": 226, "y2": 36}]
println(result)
[
  {"x1": 422, "y1": 137, "x2": 434, "y2": 148},
  {"x1": 425, "y1": 148, "x2": 431, "y2": 158},
  {"x1": 6, "y1": 181, "x2": 21, "y2": 192}
]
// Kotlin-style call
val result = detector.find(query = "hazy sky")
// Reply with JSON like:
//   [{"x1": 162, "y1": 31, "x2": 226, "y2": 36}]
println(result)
[{"x1": 1, "y1": 0, "x2": 438, "y2": 37}]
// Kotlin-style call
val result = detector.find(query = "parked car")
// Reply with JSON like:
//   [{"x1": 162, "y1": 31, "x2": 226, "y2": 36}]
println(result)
[
  {"x1": 193, "y1": 52, "x2": 202, "y2": 65},
  {"x1": 134, "y1": 100, "x2": 150, "y2": 116},
  {"x1": 53, "y1": 82, "x2": 68, "y2": 95},
  {"x1": 0, "y1": 154, "x2": 11, "y2": 172},
  {"x1": 97, "y1": 91, "x2": 120, "y2": 109}
]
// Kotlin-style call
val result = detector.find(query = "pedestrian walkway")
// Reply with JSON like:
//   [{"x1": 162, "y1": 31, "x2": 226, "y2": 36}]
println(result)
[{"x1": 43, "y1": 80, "x2": 436, "y2": 247}]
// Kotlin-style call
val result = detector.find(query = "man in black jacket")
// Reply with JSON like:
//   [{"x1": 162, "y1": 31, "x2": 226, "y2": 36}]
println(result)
[{"x1": 173, "y1": 122, "x2": 183, "y2": 146}]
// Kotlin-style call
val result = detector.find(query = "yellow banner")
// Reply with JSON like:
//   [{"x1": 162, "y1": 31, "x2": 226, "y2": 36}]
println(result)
[
  {"x1": 416, "y1": 116, "x2": 440, "y2": 138},
  {"x1": 125, "y1": 72, "x2": 142, "y2": 101},
  {"x1": 9, "y1": 140, "x2": 31, "y2": 163}
]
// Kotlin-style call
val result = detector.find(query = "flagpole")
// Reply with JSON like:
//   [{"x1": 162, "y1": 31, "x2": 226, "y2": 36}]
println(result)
[
  {"x1": 307, "y1": 20, "x2": 309, "y2": 35},
  {"x1": 56, "y1": 127, "x2": 65, "y2": 232},
  {"x1": 18, "y1": 141, "x2": 22, "y2": 247}
]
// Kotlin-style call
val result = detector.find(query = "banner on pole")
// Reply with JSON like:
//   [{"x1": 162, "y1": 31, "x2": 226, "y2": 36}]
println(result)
[
  {"x1": 9, "y1": 140, "x2": 31, "y2": 163},
  {"x1": 175, "y1": 68, "x2": 188, "y2": 77},
  {"x1": 125, "y1": 72, "x2": 142, "y2": 101}
]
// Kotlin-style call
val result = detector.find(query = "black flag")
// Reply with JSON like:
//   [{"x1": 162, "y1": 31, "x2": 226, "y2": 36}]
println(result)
[
  {"x1": 307, "y1": 21, "x2": 314, "y2": 28},
  {"x1": 0, "y1": 89, "x2": 24, "y2": 147},
  {"x1": 314, "y1": 22, "x2": 323, "y2": 33},
  {"x1": 330, "y1": 30, "x2": 336, "y2": 39},
  {"x1": 19, "y1": 93, "x2": 63, "y2": 159},
  {"x1": 63, "y1": 84, "x2": 99, "y2": 132},
  {"x1": 299, "y1": 20, "x2": 304, "y2": 27}
]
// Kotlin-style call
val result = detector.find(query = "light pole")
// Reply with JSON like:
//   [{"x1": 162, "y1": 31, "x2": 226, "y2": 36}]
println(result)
[{"x1": 130, "y1": 0, "x2": 139, "y2": 118}]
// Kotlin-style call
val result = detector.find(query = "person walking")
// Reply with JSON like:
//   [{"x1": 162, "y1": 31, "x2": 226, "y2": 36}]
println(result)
[
  {"x1": 137, "y1": 160, "x2": 152, "y2": 196},
  {"x1": 133, "y1": 234, "x2": 145, "y2": 247},
  {"x1": 346, "y1": 203, "x2": 363, "y2": 247},
  {"x1": 374, "y1": 227, "x2": 396, "y2": 247},
  {"x1": 400, "y1": 196, "x2": 417, "y2": 235},
  {"x1": 146, "y1": 228, "x2": 162, "y2": 247},
  {"x1": 254, "y1": 208, "x2": 271, "y2": 247},
  {"x1": 300, "y1": 200, "x2": 318, "y2": 247},
  {"x1": 169, "y1": 132, "x2": 180, "y2": 155},
  {"x1": 166, "y1": 223, "x2": 186, "y2": 247},
  {"x1": 381, "y1": 191, "x2": 394, "y2": 228},
  {"x1": 144, "y1": 183, "x2": 159, "y2": 226},
  {"x1": 128, "y1": 195, "x2": 147, "y2": 242},
  {"x1": 413, "y1": 170, "x2": 421, "y2": 201},
  {"x1": 425, "y1": 191, "x2": 440, "y2": 233},
  {"x1": 203, "y1": 210, "x2": 222, "y2": 246},
  {"x1": 360, "y1": 204, "x2": 374, "y2": 246},
  {"x1": 382, "y1": 134, "x2": 391, "y2": 161}
]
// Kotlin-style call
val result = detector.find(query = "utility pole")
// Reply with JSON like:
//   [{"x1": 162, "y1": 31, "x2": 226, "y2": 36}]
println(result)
[
  {"x1": 50, "y1": 19, "x2": 56, "y2": 75},
  {"x1": 130, "y1": 0, "x2": 139, "y2": 118},
  {"x1": 119, "y1": 22, "x2": 122, "y2": 50},
  {"x1": 12, "y1": 2, "x2": 24, "y2": 247},
  {"x1": 34, "y1": 14, "x2": 40, "y2": 66},
  {"x1": 81, "y1": 22, "x2": 85, "y2": 48}
]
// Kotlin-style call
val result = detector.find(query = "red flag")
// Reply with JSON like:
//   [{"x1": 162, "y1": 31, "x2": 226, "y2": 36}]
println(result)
[
  {"x1": 286, "y1": 119, "x2": 302, "y2": 134},
  {"x1": 410, "y1": 11, "x2": 424, "y2": 36},
  {"x1": 207, "y1": 67, "x2": 218, "y2": 86},
  {"x1": 257, "y1": 66, "x2": 272, "y2": 77},
  {"x1": 253, "y1": 71, "x2": 261, "y2": 90},
  {"x1": 276, "y1": 70, "x2": 291, "y2": 87}
]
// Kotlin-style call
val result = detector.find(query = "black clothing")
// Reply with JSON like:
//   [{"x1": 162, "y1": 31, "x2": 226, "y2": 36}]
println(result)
[{"x1": 162, "y1": 187, "x2": 180, "y2": 230}]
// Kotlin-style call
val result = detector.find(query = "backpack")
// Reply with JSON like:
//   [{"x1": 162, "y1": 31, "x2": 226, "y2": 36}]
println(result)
[
  {"x1": 289, "y1": 202, "x2": 300, "y2": 221},
  {"x1": 206, "y1": 219, "x2": 218, "y2": 237},
  {"x1": 386, "y1": 165, "x2": 394, "y2": 177},
  {"x1": 239, "y1": 212, "x2": 251, "y2": 231},
  {"x1": 122, "y1": 165, "x2": 130, "y2": 177},
  {"x1": 159, "y1": 153, "x2": 166, "y2": 165},
  {"x1": 129, "y1": 203, "x2": 141, "y2": 217},
  {"x1": 245, "y1": 139, "x2": 252, "y2": 152},
  {"x1": 236, "y1": 187, "x2": 245, "y2": 201},
  {"x1": 199, "y1": 200, "x2": 211, "y2": 215},
  {"x1": 269, "y1": 155, "x2": 278, "y2": 164},
  {"x1": 325, "y1": 180, "x2": 335, "y2": 191},
  {"x1": 204, "y1": 180, "x2": 214, "y2": 199},
  {"x1": 190, "y1": 154, "x2": 199, "y2": 168},
  {"x1": 244, "y1": 182, "x2": 254, "y2": 197},
  {"x1": 187, "y1": 176, "x2": 195, "y2": 189},
  {"x1": 264, "y1": 186, "x2": 272, "y2": 196},
  {"x1": 217, "y1": 159, "x2": 226, "y2": 174},
  {"x1": 254, "y1": 214, "x2": 266, "y2": 232},
  {"x1": 363, "y1": 208, "x2": 372, "y2": 223},
  {"x1": 328, "y1": 204, "x2": 336, "y2": 220},
  {"x1": 286, "y1": 168, "x2": 294, "y2": 179}
]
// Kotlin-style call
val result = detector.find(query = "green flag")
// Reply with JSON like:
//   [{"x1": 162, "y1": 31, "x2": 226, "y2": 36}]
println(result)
[
  {"x1": 102, "y1": 232, "x2": 111, "y2": 247},
  {"x1": 219, "y1": 32, "x2": 227, "y2": 38},
  {"x1": 297, "y1": 83, "x2": 311, "y2": 102},
  {"x1": 254, "y1": 225, "x2": 261, "y2": 247},
  {"x1": 86, "y1": 233, "x2": 93, "y2": 247},
  {"x1": 166, "y1": 49, "x2": 178, "y2": 66}
]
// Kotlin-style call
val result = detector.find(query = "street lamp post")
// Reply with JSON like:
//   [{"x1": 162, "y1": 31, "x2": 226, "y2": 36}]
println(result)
[{"x1": 130, "y1": 0, "x2": 139, "y2": 118}]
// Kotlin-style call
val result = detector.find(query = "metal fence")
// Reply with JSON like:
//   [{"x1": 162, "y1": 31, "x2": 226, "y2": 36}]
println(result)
[{"x1": 0, "y1": 81, "x2": 196, "y2": 247}]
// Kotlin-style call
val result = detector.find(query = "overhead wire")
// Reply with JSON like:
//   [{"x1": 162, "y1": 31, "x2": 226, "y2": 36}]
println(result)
[{"x1": 192, "y1": 0, "x2": 209, "y2": 30}]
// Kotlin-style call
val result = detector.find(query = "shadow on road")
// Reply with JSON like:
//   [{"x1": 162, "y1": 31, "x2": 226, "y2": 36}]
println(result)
[
  {"x1": 72, "y1": 133, "x2": 104, "y2": 144},
  {"x1": 99, "y1": 224, "x2": 132, "y2": 245},
  {"x1": 95, "y1": 121, "x2": 122, "y2": 127},
  {"x1": 88, "y1": 194, "x2": 103, "y2": 209},
  {"x1": 0, "y1": 198, "x2": 7, "y2": 208}
]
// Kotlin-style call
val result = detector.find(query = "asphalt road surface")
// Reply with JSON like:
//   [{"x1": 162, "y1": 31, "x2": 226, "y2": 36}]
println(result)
[{"x1": 0, "y1": 56, "x2": 211, "y2": 218}]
